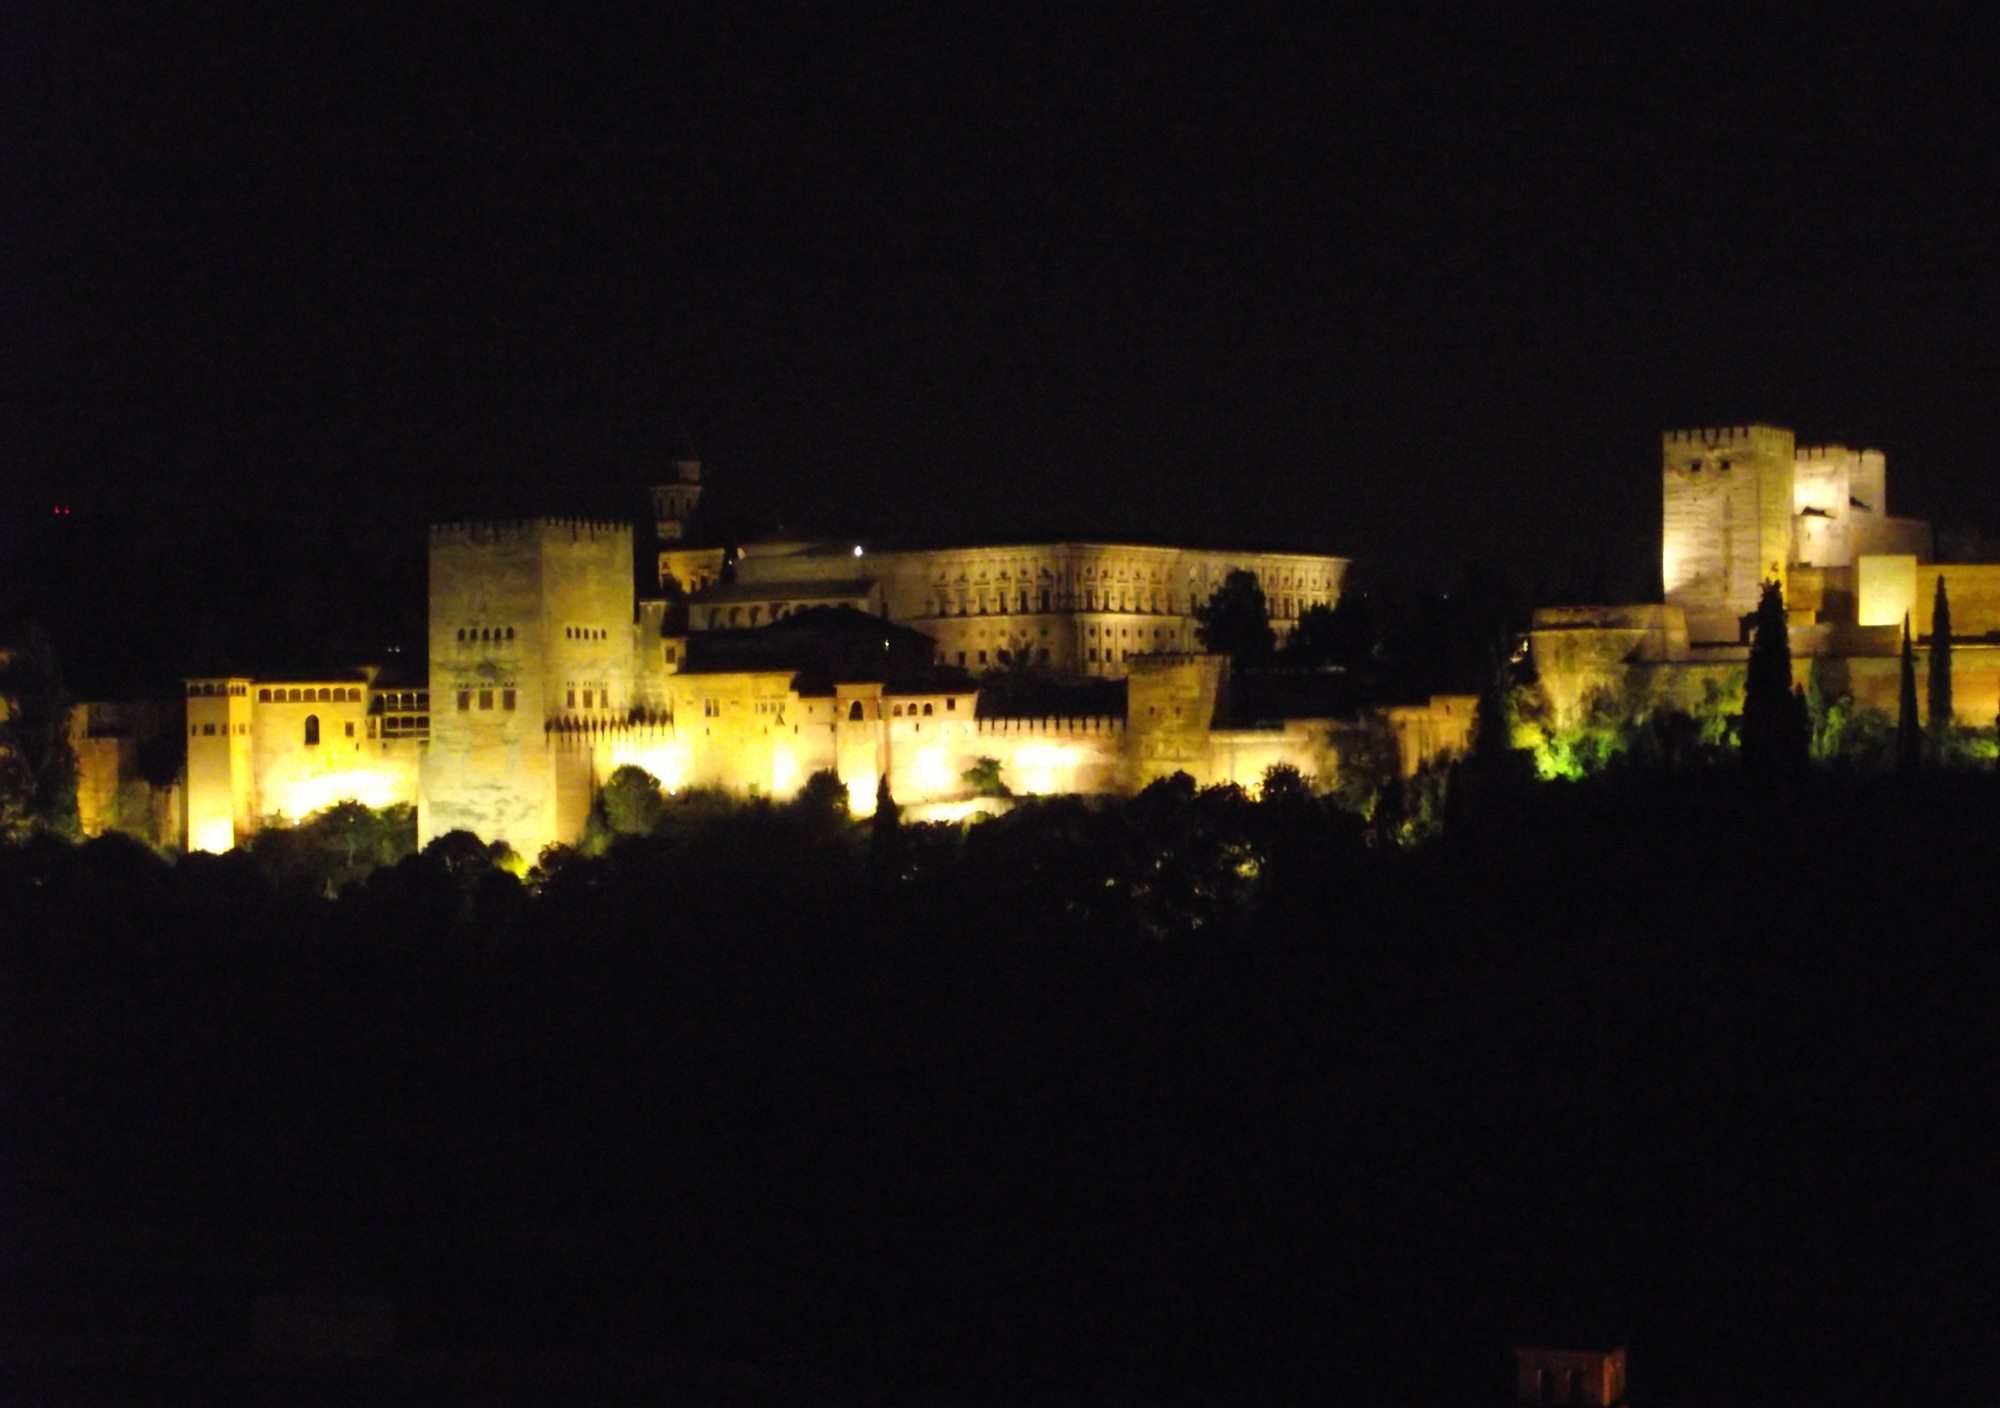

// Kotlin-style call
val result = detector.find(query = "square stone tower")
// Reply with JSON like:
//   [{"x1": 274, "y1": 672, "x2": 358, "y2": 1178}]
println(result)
[
  {"x1": 1662, "y1": 424, "x2": 1796, "y2": 643},
  {"x1": 421, "y1": 518, "x2": 635, "y2": 857}
]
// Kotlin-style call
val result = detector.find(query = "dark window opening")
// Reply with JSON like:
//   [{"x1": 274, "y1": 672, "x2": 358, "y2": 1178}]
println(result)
[{"x1": 303, "y1": 715, "x2": 320, "y2": 746}]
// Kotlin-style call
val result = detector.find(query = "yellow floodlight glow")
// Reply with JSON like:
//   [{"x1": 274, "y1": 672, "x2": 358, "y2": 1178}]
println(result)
[
  {"x1": 190, "y1": 816, "x2": 237, "y2": 854},
  {"x1": 1014, "y1": 742, "x2": 1077, "y2": 796},
  {"x1": 846, "y1": 774, "x2": 877, "y2": 816},
  {"x1": 914, "y1": 745, "x2": 952, "y2": 797},
  {"x1": 771, "y1": 744, "x2": 800, "y2": 797},
  {"x1": 278, "y1": 768, "x2": 407, "y2": 820},
  {"x1": 608, "y1": 739, "x2": 690, "y2": 794}
]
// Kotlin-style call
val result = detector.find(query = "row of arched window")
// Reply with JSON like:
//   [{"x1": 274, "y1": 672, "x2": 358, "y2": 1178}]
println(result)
[
  {"x1": 185, "y1": 682, "x2": 247, "y2": 697},
  {"x1": 566, "y1": 626, "x2": 609, "y2": 640},
  {"x1": 458, "y1": 626, "x2": 514, "y2": 643},
  {"x1": 258, "y1": 686, "x2": 360, "y2": 703}
]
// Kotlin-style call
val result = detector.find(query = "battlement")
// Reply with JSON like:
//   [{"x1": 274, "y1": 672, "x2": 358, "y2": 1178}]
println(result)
[
  {"x1": 1795, "y1": 443, "x2": 1885, "y2": 463},
  {"x1": 1662, "y1": 424, "x2": 1792, "y2": 448},
  {"x1": 429, "y1": 518, "x2": 632, "y2": 546},
  {"x1": 545, "y1": 711, "x2": 674, "y2": 744},
  {"x1": 975, "y1": 715, "x2": 1125, "y2": 737}
]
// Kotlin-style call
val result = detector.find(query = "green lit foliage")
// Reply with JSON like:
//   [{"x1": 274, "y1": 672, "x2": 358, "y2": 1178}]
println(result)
[
  {"x1": 1521, "y1": 672, "x2": 1741, "y2": 781},
  {"x1": 962, "y1": 755, "x2": 1010, "y2": 797}
]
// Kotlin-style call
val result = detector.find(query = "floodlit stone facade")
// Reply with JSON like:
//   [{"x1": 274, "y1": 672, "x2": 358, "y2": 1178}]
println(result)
[
  {"x1": 1539, "y1": 422, "x2": 2000, "y2": 733},
  {"x1": 165, "y1": 479, "x2": 1395, "y2": 859},
  {"x1": 183, "y1": 675, "x2": 424, "y2": 854},
  {"x1": 658, "y1": 507, "x2": 1349, "y2": 679}
]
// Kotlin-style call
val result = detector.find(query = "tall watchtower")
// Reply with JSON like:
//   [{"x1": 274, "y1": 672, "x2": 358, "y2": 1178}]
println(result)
[
  {"x1": 1662, "y1": 424, "x2": 1795, "y2": 643},
  {"x1": 420, "y1": 518, "x2": 635, "y2": 856},
  {"x1": 650, "y1": 455, "x2": 704, "y2": 544},
  {"x1": 183, "y1": 676, "x2": 253, "y2": 852}
]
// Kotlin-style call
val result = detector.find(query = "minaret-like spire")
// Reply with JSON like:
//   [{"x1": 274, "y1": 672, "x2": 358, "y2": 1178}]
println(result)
[{"x1": 651, "y1": 432, "x2": 703, "y2": 543}]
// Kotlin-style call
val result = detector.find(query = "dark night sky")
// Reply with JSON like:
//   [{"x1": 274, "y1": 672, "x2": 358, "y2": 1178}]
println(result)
[{"x1": 6, "y1": 6, "x2": 1998, "y2": 651}]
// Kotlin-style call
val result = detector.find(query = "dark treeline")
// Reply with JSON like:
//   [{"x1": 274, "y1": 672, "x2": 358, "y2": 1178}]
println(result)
[{"x1": 7, "y1": 772, "x2": 2000, "y2": 1401}]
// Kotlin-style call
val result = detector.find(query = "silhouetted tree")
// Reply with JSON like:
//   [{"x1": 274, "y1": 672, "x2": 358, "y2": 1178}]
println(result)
[
  {"x1": 602, "y1": 764, "x2": 666, "y2": 835},
  {"x1": 1195, "y1": 570, "x2": 1275, "y2": 666},
  {"x1": 1898, "y1": 613, "x2": 1922, "y2": 772},
  {"x1": 0, "y1": 626, "x2": 80, "y2": 837},
  {"x1": 1741, "y1": 581, "x2": 1806, "y2": 773},
  {"x1": 1928, "y1": 575, "x2": 1953, "y2": 758},
  {"x1": 796, "y1": 768, "x2": 850, "y2": 817},
  {"x1": 868, "y1": 775, "x2": 902, "y2": 890},
  {"x1": 1279, "y1": 602, "x2": 1368, "y2": 669}
]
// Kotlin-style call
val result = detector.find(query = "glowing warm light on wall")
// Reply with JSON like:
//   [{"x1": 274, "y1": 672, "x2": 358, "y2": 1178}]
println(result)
[
  {"x1": 1013, "y1": 743, "x2": 1078, "y2": 796},
  {"x1": 1661, "y1": 543, "x2": 1688, "y2": 595},
  {"x1": 771, "y1": 744, "x2": 800, "y2": 797},
  {"x1": 914, "y1": 745, "x2": 952, "y2": 796},
  {"x1": 277, "y1": 768, "x2": 407, "y2": 820},
  {"x1": 609, "y1": 740, "x2": 690, "y2": 794},
  {"x1": 846, "y1": 774, "x2": 877, "y2": 816},
  {"x1": 190, "y1": 816, "x2": 237, "y2": 854}
]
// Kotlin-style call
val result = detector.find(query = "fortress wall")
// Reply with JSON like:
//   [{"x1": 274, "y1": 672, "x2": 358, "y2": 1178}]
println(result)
[
  {"x1": 960, "y1": 718, "x2": 1126, "y2": 798},
  {"x1": 1384, "y1": 695, "x2": 1478, "y2": 778},
  {"x1": 1918, "y1": 565, "x2": 2000, "y2": 640},
  {"x1": 1815, "y1": 644, "x2": 2000, "y2": 726},
  {"x1": 1205, "y1": 723, "x2": 1338, "y2": 793},
  {"x1": 250, "y1": 689, "x2": 414, "y2": 822}
]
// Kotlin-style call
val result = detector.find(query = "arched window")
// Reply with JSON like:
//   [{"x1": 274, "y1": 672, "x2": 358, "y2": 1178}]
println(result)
[
  {"x1": 258, "y1": 688, "x2": 272, "y2": 702},
  {"x1": 317, "y1": 688, "x2": 332, "y2": 702},
  {"x1": 847, "y1": 700, "x2": 865, "y2": 722},
  {"x1": 303, "y1": 714, "x2": 320, "y2": 747},
  {"x1": 289, "y1": 688, "x2": 303, "y2": 702},
  {"x1": 505, "y1": 626, "x2": 514, "y2": 640},
  {"x1": 922, "y1": 702, "x2": 933, "y2": 716},
  {"x1": 457, "y1": 629, "x2": 465, "y2": 642}
]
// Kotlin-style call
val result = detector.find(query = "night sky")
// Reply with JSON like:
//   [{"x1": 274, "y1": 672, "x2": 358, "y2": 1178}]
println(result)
[{"x1": 7, "y1": 7, "x2": 1998, "y2": 660}]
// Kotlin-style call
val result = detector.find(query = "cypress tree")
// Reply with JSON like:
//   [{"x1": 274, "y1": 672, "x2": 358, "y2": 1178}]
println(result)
[
  {"x1": 1741, "y1": 581, "x2": 1801, "y2": 772},
  {"x1": 1897, "y1": 613, "x2": 1922, "y2": 772},
  {"x1": 1928, "y1": 574, "x2": 1953, "y2": 757},
  {"x1": 868, "y1": 774, "x2": 903, "y2": 891}
]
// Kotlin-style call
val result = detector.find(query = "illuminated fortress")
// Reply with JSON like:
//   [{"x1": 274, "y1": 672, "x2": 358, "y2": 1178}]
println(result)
[
  {"x1": 171, "y1": 424, "x2": 2000, "y2": 859},
  {"x1": 177, "y1": 462, "x2": 1402, "y2": 859},
  {"x1": 1534, "y1": 423, "x2": 2000, "y2": 731}
]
